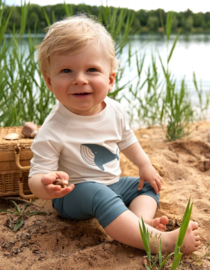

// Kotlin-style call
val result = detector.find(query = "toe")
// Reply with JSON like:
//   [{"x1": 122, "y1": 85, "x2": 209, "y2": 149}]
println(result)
[
  {"x1": 191, "y1": 221, "x2": 199, "y2": 230},
  {"x1": 155, "y1": 223, "x2": 166, "y2": 232},
  {"x1": 195, "y1": 235, "x2": 200, "y2": 241},
  {"x1": 160, "y1": 216, "x2": 169, "y2": 225},
  {"x1": 193, "y1": 230, "x2": 199, "y2": 236},
  {"x1": 159, "y1": 224, "x2": 166, "y2": 231}
]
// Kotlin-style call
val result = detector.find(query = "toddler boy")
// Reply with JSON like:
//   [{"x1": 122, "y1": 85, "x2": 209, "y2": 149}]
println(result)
[{"x1": 29, "y1": 15, "x2": 200, "y2": 254}]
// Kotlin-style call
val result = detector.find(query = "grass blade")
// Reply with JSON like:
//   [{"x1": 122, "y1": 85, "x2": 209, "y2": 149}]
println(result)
[
  {"x1": 0, "y1": 210, "x2": 14, "y2": 214},
  {"x1": 171, "y1": 252, "x2": 182, "y2": 270},
  {"x1": 174, "y1": 198, "x2": 193, "y2": 257},
  {"x1": 139, "y1": 221, "x2": 150, "y2": 255},
  {"x1": 11, "y1": 200, "x2": 20, "y2": 215},
  {"x1": 13, "y1": 218, "x2": 24, "y2": 231},
  {"x1": 166, "y1": 11, "x2": 173, "y2": 41},
  {"x1": 167, "y1": 28, "x2": 181, "y2": 64},
  {"x1": 159, "y1": 238, "x2": 162, "y2": 265},
  {"x1": 159, "y1": 9, "x2": 165, "y2": 36}
]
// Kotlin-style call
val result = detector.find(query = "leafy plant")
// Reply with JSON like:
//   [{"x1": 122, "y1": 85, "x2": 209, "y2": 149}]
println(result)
[
  {"x1": 158, "y1": 11, "x2": 194, "y2": 141},
  {"x1": 139, "y1": 198, "x2": 193, "y2": 269},
  {"x1": 193, "y1": 71, "x2": 210, "y2": 121},
  {"x1": 163, "y1": 78, "x2": 193, "y2": 141},
  {"x1": 0, "y1": 200, "x2": 47, "y2": 231},
  {"x1": 139, "y1": 218, "x2": 173, "y2": 269}
]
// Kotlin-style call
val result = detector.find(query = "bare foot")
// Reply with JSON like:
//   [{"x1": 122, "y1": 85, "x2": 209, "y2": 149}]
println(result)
[
  {"x1": 180, "y1": 221, "x2": 200, "y2": 254},
  {"x1": 145, "y1": 216, "x2": 169, "y2": 232},
  {"x1": 162, "y1": 221, "x2": 200, "y2": 255}
]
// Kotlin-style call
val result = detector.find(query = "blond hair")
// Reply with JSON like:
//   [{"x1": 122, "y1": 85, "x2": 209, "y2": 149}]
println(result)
[{"x1": 37, "y1": 15, "x2": 118, "y2": 74}]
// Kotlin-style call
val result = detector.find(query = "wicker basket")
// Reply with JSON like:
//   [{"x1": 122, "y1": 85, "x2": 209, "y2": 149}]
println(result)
[{"x1": 0, "y1": 126, "x2": 37, "y2": 199}]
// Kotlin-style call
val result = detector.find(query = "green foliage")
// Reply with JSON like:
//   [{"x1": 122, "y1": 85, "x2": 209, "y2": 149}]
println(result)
[
  {"x1": 123, "y1": 11, "x2": 197, "y2": 141},
  {"x1": 139, "y1": 217, "x2": 173, "y2": 269},
  {"x1": 0, "y1": 200, "x2": 47, "y2": 231},
  {"x1": 163, "y1": 77, "x2": 193, "y2": 141},
  {"x1": 0, "y1": 32, "x2": 56, "y2": 126},
  {"x1": 139, "y1": 198, "x2": 193, "y2": 269},
  {"x1": 0, "y1": 0, "x2": 13, "y2": 43},
  {"x1": 147, "y1": 16, "x2": 159, "y2": 32},
  {"x1": 184, "y1": 16, "x2": 194, "y2": 32},
  {"x1": 193, "y1": 72, "x2": 210, "y2": 120},
  {"x1": 2, "y1": 2, "x2": 210, "y2": 34},
  {"x1": 158, "y1": 11, "x2": 194, "y2": 141}
]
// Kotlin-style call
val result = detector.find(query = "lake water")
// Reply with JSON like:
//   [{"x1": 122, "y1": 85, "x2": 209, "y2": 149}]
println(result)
[
  {"x1": 121, "y1": 34, "x2": 210, "y2": 93},
  {"x1": 6, "y1": 33, "x2": 210, "y2": 89},
  {"x1": 120, "y1": 34, "x2": 210, "y2": 124},
  {"x1": 4, "y1": 33, "x2": 210, "y2": 124}
]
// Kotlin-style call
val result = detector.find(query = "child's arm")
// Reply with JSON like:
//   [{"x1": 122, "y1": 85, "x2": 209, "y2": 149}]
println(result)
[
  {"x1": 120, "y1": 142, "x2": 162, "y2": 194},
  {"x1": 28, "y1": 171, "x2": 75, "y2": 200}
]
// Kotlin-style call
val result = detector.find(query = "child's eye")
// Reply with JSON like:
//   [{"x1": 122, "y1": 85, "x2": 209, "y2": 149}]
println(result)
[
  {"x1": 87, "y1": 68, "x2": 97, "y2": 72},
  {"x1": 62, "y1": 69, "x2": 72, "y2": 73}
]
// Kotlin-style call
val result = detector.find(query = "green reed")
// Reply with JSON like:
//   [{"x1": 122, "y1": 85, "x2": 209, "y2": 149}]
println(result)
[
  {"x1": 193, "y1": 71, "x2": 210, "y2": 121},
  {"x1": 122, "y1": 11, "x2": 207, "y2": 141},
  {"x1": 139, "y1": 198, "x2": 193, "y2": 270},
  {"x1": 0, "y1": 33, "x2": 56, "y2": 126},
  {"x1": 0, "y1": 2, "x2": 58, "y2": 126}
]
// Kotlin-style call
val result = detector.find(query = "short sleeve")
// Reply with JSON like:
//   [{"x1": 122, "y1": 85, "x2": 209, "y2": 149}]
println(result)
[
  {"x1": 117, "y1": 105, "x2": 138, "y2": 150},
  {"x1": 29, "y1": 127, "x2": 62, "y2": 177}
]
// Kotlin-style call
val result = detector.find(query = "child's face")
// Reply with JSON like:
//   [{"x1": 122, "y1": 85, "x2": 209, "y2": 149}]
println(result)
[{"x1": 44, "y1": 42, "x2": 116, "y2": 116}]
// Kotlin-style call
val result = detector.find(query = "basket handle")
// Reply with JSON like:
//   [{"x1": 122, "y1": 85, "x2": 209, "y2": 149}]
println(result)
[
  {"x1": 14, "y1": 145, "x2": 37, "y2": 199},
  {"x1": 14, "y1": 144, "x2": 31, "y2": 171},
  {"x1": 18, "y1": 181, "x2": 37, "y2": 200}
]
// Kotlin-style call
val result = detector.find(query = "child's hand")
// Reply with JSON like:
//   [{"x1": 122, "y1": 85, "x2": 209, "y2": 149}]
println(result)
[
  {"x1": 41, "y1": 171, "x2": 75, "y2": 199},
  {"x1": 138, "y1": 164, "x2": 162, "y2": 194}
]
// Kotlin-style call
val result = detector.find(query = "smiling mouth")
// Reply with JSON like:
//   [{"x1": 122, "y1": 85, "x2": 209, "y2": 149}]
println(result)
[{"x1": 73, "y1": 93, "x2": 91, "y2": 96}]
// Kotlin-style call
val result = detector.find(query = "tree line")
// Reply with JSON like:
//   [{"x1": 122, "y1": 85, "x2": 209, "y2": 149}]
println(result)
[{"x1": 3, "y1": 3, "x2": 210, "y2": 34}]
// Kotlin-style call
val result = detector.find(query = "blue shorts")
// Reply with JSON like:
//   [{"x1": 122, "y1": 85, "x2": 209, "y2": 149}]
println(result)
[{"x1": 52, "y1": 177, "x2": 159, "y2": 228}]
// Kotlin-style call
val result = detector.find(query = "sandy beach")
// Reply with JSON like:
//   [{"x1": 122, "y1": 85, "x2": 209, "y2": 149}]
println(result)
[{"x1": 0, "y1": 121, "x2": 210, "y2": 269}]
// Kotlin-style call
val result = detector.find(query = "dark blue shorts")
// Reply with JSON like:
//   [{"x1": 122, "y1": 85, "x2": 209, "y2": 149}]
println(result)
[{"x1": 52, "y1": 177, "x2": 159, "y2": 228}]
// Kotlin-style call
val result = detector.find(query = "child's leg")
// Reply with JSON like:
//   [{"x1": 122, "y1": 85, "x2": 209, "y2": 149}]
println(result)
[
  {"x1": 109, "y1": 177, "x2": 168, "y2": 232},
  {"x1": 128, "y1": 194, "x2": 168, "y2": 231},
  {"x1": 104, "y1": 209, "x2": 200, "y2": 254}
]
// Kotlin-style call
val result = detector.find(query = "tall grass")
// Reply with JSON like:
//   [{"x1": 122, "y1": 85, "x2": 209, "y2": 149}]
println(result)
[
  {"x1": 123, "y1": 11, "x2": 197, "y2": 141},
  {"x1": 0, "y1": 1, "x2": 56, "y2": 126},
  {"x1": 0, "y1": 2, "x2": 209, "y2": 140},
  {"x1": 139, "y1": 198, "x2": 193, "y2": 269}
]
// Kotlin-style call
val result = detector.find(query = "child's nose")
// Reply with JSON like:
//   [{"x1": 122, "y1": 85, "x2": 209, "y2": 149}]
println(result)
[{"x1": 73, "y1": 73, "x2": 88, "y2": 85}]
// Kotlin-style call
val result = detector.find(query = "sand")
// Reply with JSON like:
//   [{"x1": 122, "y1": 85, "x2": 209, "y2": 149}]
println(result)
[{"x1": 0, "y1": 121, "x2": 210, "y2": 269}]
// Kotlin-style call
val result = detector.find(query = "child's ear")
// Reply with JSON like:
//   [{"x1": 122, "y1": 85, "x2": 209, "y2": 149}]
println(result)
[
  {"x1": 108, "y1": 72, "x2": 116, "y2": 92},
  {"x1": 43, "y1": 71, "x2": 53, "y2": 92}
]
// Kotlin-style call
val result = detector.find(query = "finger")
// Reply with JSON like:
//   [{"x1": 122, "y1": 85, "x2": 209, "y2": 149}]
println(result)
[
  {"x1": 41, "y1": 172, "x2": 69, "y2": 186},
  {"x1": 52, "y1": 184, "x2": 75, "y2": 197},
  {"x1": 45, "y1": 183, "x2": 62, "y2": 192},
  {"x1": 53, "y1": 179, "x2": 69, "y2": 188},
  {"x1": 138, "y1": 178, "x2": 145, "y2": 190},
  {"x1": 41, "y1": 173, "x2": 57, "y2": 185},
  {"x1": 158, "y1": 175, "x2": 162, "y2": 182},
  {"x1": 56, "y1": 171, "x2": 69, "y2": 181},
  {"x1": 150, "y1": 180, "x2": 159, "y2": 194},
  {"x1": 156, "y1": 178, "x2": 162, "y2": 193}
]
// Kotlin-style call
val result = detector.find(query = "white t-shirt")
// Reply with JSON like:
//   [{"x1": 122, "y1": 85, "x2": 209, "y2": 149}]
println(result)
[{"x1": 29, "y1": 97, "x2": 138, "y2": 185}]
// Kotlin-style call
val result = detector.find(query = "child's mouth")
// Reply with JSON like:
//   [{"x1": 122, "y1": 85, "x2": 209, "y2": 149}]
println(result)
[{"x1": 73, "y1": 93, "x2": 91, "y2": 97}]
